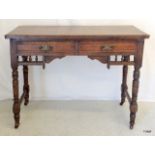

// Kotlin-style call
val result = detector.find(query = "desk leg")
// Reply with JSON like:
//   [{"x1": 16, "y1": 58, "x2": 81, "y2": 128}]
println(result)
[
  {"x1": 130, "y1": 66, "x2": 140, "y2": 129},
  {"x1": 12, "y1": 67, "x2": 20, "y2": 128},
  {"x1": 130, "y1": 40, "x2": 144, "y2": 129},
  {"x1": 120, "y1": 56, "x2": 129, "y2": 106},
  {"x1": 23, "y1": 56, "x2": 29, "y2": 106}
]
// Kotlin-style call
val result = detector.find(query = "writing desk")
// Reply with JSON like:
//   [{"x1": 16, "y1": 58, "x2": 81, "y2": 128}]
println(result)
[{"x1": 5, "y1": 26, "x2": 149, "y2": 129}]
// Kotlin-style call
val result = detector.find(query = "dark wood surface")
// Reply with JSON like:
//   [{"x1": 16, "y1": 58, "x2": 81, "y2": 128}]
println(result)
[
  {"x1": 5, "y1": 26, "x2": 149, "y2": 39},
  {"x1": 5, "y1": 26, "x2": 149, "y2": 129}
]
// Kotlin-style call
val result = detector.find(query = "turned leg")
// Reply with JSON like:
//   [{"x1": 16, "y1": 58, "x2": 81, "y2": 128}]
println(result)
[
  {"x1": 120, "y1": 56, "x2": 129, "y2": 106},
  {"x1": 130, "y1": 66, "x2": 140, "y2": 129},
  {"x1": 23, "y1": 56, "x2": 29, "y2": 106},
  {"x1": 12, "y1": 67, "x2": 20, "y2": 128}
]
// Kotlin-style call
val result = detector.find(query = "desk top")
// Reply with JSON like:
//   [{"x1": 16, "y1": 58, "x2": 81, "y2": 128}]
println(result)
[{"x1": 5, "y1": 25, "x2": 149, "y2": 40}]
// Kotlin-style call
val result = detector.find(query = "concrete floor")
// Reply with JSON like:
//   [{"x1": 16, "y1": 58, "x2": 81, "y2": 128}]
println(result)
[{"x1": 0, "y1": 100, "x2": 154, "y2": 136}]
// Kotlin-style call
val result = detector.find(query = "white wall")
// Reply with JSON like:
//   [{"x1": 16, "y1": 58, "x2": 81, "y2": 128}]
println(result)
[{"x1": 0, "y1": 19, "x2": 155, "y2": 101}]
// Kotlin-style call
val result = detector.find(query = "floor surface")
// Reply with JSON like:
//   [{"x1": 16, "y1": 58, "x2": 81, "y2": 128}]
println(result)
[{"x1": 0, "y1": 100, "x2": 154, "y2": 136}]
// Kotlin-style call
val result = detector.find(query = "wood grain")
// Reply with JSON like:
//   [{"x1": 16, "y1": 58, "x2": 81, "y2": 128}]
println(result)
[{"x1": 5, "y1": 26, "x2": 149, "y2": 40}]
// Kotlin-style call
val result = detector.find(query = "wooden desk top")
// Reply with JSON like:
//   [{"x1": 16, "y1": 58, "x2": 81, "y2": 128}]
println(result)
[{"x1": 5, "y1": 26, "x2": 149, "y2": 40}]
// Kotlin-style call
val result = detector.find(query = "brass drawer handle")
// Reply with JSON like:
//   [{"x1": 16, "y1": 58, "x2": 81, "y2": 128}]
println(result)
[
  {"x1": 101, "y1": 45, "x2": 114, "y2": 51},
  {"x1": 39, "y1": 45, "x2": 53, "y2": 52}
]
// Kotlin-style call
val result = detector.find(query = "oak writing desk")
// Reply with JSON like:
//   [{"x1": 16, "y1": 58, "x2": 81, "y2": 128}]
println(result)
[{"x1": 5, "y1": 26, "x2": 149, "y2": 129}]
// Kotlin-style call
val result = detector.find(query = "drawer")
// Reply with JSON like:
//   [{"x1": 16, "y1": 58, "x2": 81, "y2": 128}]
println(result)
[
  {"x1": 17, "y1": 41, "x2": 76, "y2": 54},
  {"x1": 79, "y1": 41, "x2": 137, "y2": 55}
]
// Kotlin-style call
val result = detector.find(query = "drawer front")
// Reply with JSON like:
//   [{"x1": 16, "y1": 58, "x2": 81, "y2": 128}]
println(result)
[
  {"x1": 17, "y1": 41, "x2": 76, "y2": 55},
  {"x1": 79, "y1": 41, "x2": 137, "y2": 55}
]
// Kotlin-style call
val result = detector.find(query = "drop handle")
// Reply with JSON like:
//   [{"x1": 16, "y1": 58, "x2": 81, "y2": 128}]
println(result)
[
  {"x1": 101, "y1": 45, "x2": 114, "y2": 51},
  {"x1": 39, "y1": 45, "x2": 53, "y2": 52}
]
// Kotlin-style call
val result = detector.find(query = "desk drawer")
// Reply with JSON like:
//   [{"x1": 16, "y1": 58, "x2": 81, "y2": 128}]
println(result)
[
  {"x1": 17, "y1": 41, "x2": 76, "y2": 54},
  {"x1": 79, "y1": 41, "x2": 137, "y2": 54}
]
